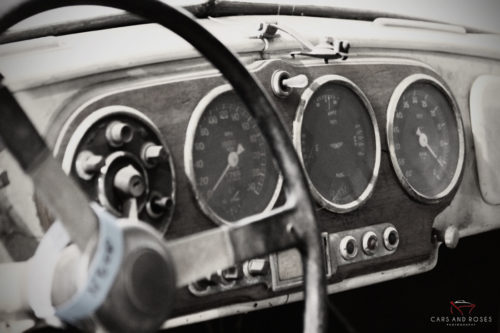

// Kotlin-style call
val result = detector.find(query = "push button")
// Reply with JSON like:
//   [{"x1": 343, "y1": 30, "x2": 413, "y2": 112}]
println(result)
[{"x1": 362, "y1": 231, "x2": 378, "y2": 255}]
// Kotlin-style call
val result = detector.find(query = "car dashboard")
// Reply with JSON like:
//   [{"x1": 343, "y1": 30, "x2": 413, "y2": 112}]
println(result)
[{"x1": 1, "y1": 11, "x2": 500, "y2": 329}]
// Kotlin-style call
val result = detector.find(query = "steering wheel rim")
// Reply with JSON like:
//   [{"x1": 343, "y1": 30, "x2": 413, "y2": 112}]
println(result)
[{"x1": 0, "y1": 1, "x2": 327, "y2": 332}]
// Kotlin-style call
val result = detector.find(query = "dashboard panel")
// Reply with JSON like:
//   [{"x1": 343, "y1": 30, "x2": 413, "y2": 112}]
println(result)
[
  {"x1": 44, "y1": 58, "x2": 457, "y2": 319},
  {"x1": 1, "y1": 13, "x2": 500, "y2": 329}
]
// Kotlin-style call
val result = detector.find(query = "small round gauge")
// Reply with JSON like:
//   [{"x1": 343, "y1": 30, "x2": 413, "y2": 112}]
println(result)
[
  {"x1": 293, "y1": 75, "x2": 381, "y2": 213},
  {"x1": 387, "y1": 74, "x2": 465, "y2": 202},
  {"x1": 185, "y1": 85, "x2": 281, "y2": 224}
]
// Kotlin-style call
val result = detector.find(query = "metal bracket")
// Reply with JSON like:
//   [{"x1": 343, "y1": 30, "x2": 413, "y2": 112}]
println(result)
[{"x1": 253, "y1": 22, "x2": 350, "y2": 63}]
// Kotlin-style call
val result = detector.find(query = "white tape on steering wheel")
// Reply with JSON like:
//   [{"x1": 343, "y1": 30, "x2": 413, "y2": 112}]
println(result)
[
  {"x1": 55, "y1": 204, "x2": 123, "y2": 323},
  {"x1": 28, "y1": 220, "x2": 71, "y2": 318},
  {"x1": 28, "y1": 203, "x2": 124, "y2": 323}
]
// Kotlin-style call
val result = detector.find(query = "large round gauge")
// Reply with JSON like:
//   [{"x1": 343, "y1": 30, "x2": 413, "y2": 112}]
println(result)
[
  {"x1": 185, "y1": 85, "x2": 281, "y2": 224},
  {"x1": 293, "y1": 75, "x2": 381, "y2": 213},
  {"x1": 387, "y1": 74, "x2": 465, "y2": 202}
]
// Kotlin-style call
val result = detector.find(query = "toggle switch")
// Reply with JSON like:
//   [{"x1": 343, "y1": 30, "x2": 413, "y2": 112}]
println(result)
[
  {"x1": 271, "y1": 70, "x2": 309, "y2": 97},
  {"x1": 282, "y1": 74, "x2": 309, "y2": 89}
]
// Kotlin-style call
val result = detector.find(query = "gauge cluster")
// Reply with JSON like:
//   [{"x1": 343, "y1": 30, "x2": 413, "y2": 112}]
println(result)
[{"x1": 48, "y1": 58, "x2": 467, "y2": 319}]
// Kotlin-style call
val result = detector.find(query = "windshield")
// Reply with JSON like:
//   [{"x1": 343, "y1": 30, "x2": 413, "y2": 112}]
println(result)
[{"x1": 7, "y1": 0, "x2": 500, "y2": 35}]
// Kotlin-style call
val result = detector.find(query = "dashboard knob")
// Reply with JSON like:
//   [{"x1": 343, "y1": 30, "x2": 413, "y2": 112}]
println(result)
[
  {"x1": 362, "y1": 231, "x2": 378, "y2": 255},
  {"x1": 339, "y1": 235, "x2": 358, "y2": 260},
  {"x1": 146, "y1": 194, "x2": 173, "y2": 218},
  {"x1": 75, "y1": 150, "x2": 104, "y2": 180},
  {"x1": 245, "y1": 258, "x2": 269, "y2": 276},
  {"x1": 106, "y1": 120, "x2": 134, "y2": 147},
  {"x1": 435, "y1": 225, "x2": 459, "y2": 249},
  {"x1": 271, "y1": 70, "x2": 309, "y2": 97},
  {"x1": 142, "y1": 143, "x2": 165, "y2": 167},
  {"x1": 113, "y1": 164, "x2": 146, "y2": 198},
  {"x1": 382, "y1": 226, "x2": 399, "y2": 251},
  {"x1": 282, "y1": 74, "x2": 309, "y2": 89}
]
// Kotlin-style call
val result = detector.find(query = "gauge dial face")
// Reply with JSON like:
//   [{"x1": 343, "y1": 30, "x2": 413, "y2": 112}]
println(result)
[
  {"x1": 387, "y1": 75, "x2": 464, "y2": 201},
  {"x1": 185, "y1": 87, "x2": 281, "y2": 224},
  {"x1": 294, "y1": 76, "x2": 380, "y2": 212}
]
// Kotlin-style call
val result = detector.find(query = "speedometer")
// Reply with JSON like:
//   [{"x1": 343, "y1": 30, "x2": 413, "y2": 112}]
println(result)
[
  {"x1": 293, "y1": 75, "x2": 381, "y2": 213},
  {"x1": 387, "y1": 74, "x2": 465, "y2": 202},
  {"x1": 185, "y1": 85, "x2": 281, "y2": 224}
]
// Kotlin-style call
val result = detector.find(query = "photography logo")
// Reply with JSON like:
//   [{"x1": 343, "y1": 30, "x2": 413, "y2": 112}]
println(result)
[
  {"x1": 430, "y1": 300, "x2": 493, "y2": 328},
  {"x1": 450, "y1": 300, "x2": 476, "y2": 316}
]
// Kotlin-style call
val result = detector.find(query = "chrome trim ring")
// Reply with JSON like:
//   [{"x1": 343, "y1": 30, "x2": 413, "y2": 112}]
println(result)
[
  {"x1": 293, "y1": 75, "x2": 381, "y2": 213},
  {"x1": 386, "y1": 74, "x2": 465, "y2": 203},
  {"x1": 383, "y1": 226, "x2": 399, "y2": 251},
  {"x1": 361, "y1": 231, "x2": 378, "y2": 255},
  {"x1": 184, "y1": 85, "x2": 283, "y2": 226},
  {"x1": 339, "y1": 235, "x2": 358, "y2": 260},
  {"x1": 58, "y1": 105, "x2": 176, "y2": 234}
]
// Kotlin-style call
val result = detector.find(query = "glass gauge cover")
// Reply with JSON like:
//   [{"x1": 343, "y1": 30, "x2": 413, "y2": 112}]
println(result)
[
  {"x1": 294, "y1": 75, "x2": 381, "y2": 213},
  {"x1": 185, "y1": 86, "x2": 281, "y2": 224},
  {"x1": 387, "y1": 74, "x2": 465, "y2": 202}
]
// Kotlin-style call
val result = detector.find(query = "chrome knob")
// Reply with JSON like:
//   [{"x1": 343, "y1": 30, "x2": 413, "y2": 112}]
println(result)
[
  {"x1": 113, "y1": 164, "x2": 145, "y2": 198},
  {"x1": 362, "y1": 231, "x2": 378, "y2": 255},
  {"x1": 383, "y1": 226, "x2": 399, "y2": 251},
  {"x1": 142, "y1": 143, "x2": 165, "y2": 167},
  {"x1": 146, "y1": 194, "x2": 173, "y2": 218},
  {"x1": 339, "y1": 235, "x2": 358, "y2": 260},
  {"x1": 75, "y1": 150, "x2": 104, "y2": 180},
  {"x1": 271, "y1": 70, "x2": 309, "y2": 97},
  {"x1": 282, "y1": 74, "x2": 308, "y2": 89},
  {"x1": 106, "y1": 121, "x2": 134, "y2": 147},
  {"x1": 435, "y1": 225, "x2": 459, "y2": 249}
]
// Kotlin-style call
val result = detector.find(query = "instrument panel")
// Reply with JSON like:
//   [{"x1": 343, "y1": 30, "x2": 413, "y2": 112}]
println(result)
[{"x1": 49, "y1": 58, "x2": 466, "y2": 320}]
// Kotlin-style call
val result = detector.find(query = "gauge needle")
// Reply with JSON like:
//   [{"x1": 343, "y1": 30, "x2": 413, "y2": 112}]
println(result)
[
  {"x1": 208, "y1": 144, "x2": 245, "y2": 199},
  {"x1": 416, "y1": 127, "x2": 444, "y2": 168}
]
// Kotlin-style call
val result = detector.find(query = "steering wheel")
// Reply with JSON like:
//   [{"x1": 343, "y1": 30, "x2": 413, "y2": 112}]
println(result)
[{"x1": 0, "y1": 1, "x2": 327, "y2": 332}]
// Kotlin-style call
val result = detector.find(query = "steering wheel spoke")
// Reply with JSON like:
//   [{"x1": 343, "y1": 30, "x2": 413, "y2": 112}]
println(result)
[{"x1": 167, "y1": 202, "x2": 299, "y2": 287}]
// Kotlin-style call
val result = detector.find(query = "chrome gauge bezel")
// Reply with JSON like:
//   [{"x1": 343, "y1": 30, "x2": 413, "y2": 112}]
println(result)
[
  {"x1": 59, "y1": 105, "x2": 176, "y2": 235},
  {"x1": 184, "y1": 85, "x2": 283, "y2": 226},
  {"x1": 293, "y1": 75, "x2": 381, "y2": 213},
  {"x1": 386, "y1": 74, "x2": 465, "y2": 203}
]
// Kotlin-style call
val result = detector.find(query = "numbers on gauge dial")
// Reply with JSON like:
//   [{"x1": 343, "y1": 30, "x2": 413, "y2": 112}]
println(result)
[
  {"x1": 191, "y1": 94, "x2": 280, "y2": 222},
  {"x1": 299, "y1": 82, "x2": 377, "y2": 208},
  {"x1": 391, "y1": 83, "x2": 460, "y2": 198}
]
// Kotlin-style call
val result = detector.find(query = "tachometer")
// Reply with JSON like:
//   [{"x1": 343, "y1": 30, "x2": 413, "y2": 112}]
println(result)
[
  {"x1": 185, "y1": 85, "x2": 281, "y2": 224},
  {"x1": 387, "y1": 74, "x2": 465, "y2": 202},
  {"x1": 293, "y1": 75, "x2": 381, "y2": 213}
]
